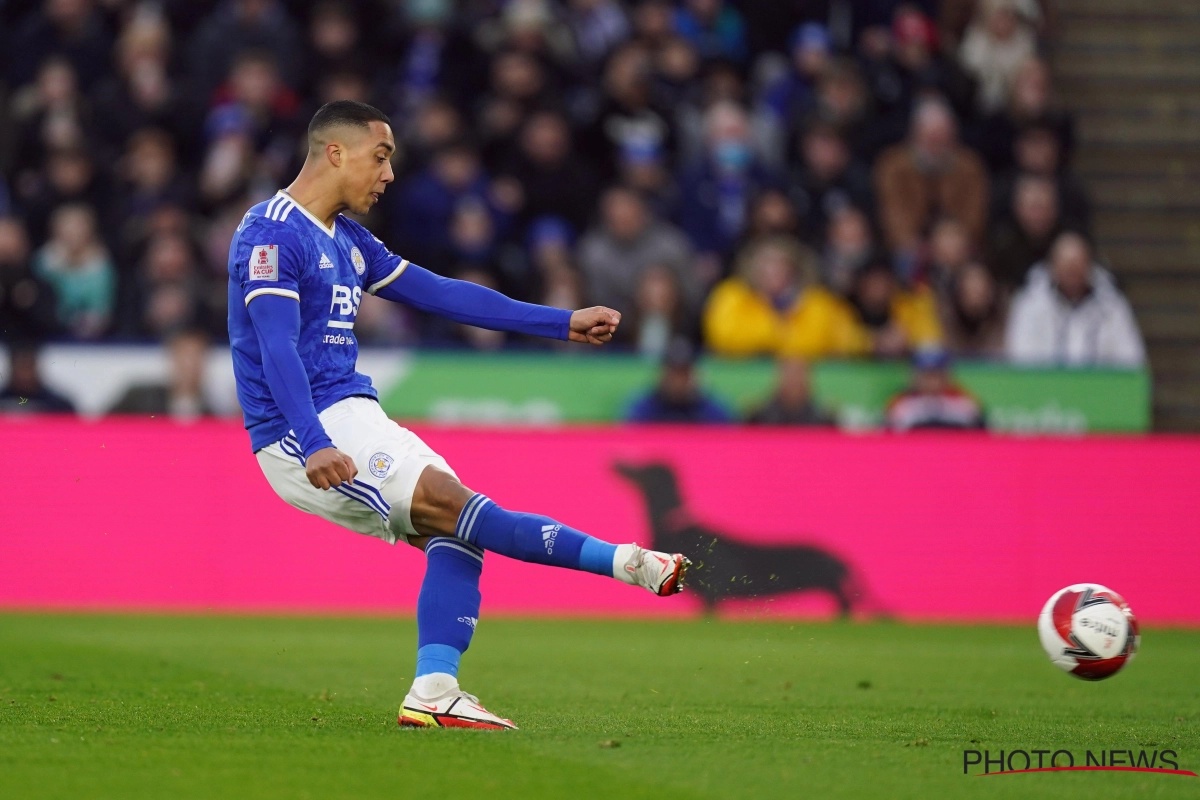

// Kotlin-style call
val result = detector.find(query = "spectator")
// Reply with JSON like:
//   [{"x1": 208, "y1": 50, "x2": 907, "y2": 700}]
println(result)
[
  {"x1": 1005, "y1": 232, "x2": 1146, "y2": 367},
  {"x1": 304, "y1": 2, "x2": 371, "y2": 99},
  {"x1": 110, "y1": 329, "x2": 212, "y2": 420},
  {"x1": 958, "y1": 0, "x2": 1038, "y2": 114},
  {"x1": 389, "y1": 0, "x2": 488, "y2": 118},
  {"x1": 675, "y1": 102, "x2": 781, "y2": 258},
  {"x1": 578, "y1": 186, "x2": 695, "y2": 329},
  {"x1": 632, "y1": 0, "x2": 675, "y2": 53},
  {"x1": 741, "y1": 189, "x2": 800, "y2": 244},
  {"x1": 651, "y1": 36, "x2": 702, "y2": 115},
  {"x1": 625, "y1": 338, "x2": 732, "y2": 423},
  {"x1": 393, "y1": 141, "x2": 507, "y2": 268},
  {"x1": 703, "y1": 234, "x2": 824, "y2": 358},
  {"x1": 565, "y1": 0, "x2": 631, "y2": 71},
  {"x1": 987, "y1": 174, "x2": 1063, "y2": 289},
  {"x1": 782, "y1": 260, "x2": 943, "y2": 360},
  {"x1": 885, "y1": 349, "x2": 984, "y2": 431},
  {"x1": 113, "y1": 130, "x2": 192, "y2": 248},
  {"x1": 614, "y1": 132, "x2": 679, "y2": 218},
  {"x1": 631, "y1": 264, "x2": 686, "y2": 359},
  {"x1": 674, "y1": 58, "x2": 780, "y2": 171},
  {"x1": 747, "y1": 358, "x2": 833, "y2": 426},
  {"x1": 925, "y1": 217, "x2": 973, "y2": 289},
  {"x1": 875, "y1": 98, "x2": 990, "y2": 257},
  {"x1": 400, "y1": 98, "x2": 466, "y2": 178},
  {"x1": 476, "y1": 0, "x2": 578, "y2": 73},
  {"x1": 789, "y1": 122, "x2": 875, "y2": 245},
  {"x1": 18, "y1": 148, "x2": 109, "y2": 248},
  {"x1": 9, "y1": 58, "x2": 90, "y2": 180},
  {"x1": 32, "y1": 204, "x2": 115, "y2": 339},
  {"x1": 8, "y1": 0, "x2": 113, "y2": 91},
  {"x1": 0, "y1": 218, "x2": 60, "y2": 340},
  {"x1": 204, "y1": 52, "x2": 302, "y2": 183},
  {"x1": 866, "y1": 6, "x2": 974, "y2": 123},
  {"x1": 760, "y1": 23, "x2": 832, "y2": 130},
  {"x1": 971, "y1": 56, "x2": 1074, "y2": 172},
  {"x1": 477, "y1": 51, "x2": 552, "y2": 169},
  {"x1": 91, "y1": 10, "x2": 192, "y2": 164},
  {"x1": 441, "y1": 198, "x2": 504, "y2": 283},
  {"x1": 813, "y1": 58, "x2": 901, "y2": 164},
  {"x1": 502, "y1": 110, "x2": 600, "y2": 231},
  {"x1": 991, "y1": 122, "x2": 1090, "y2": 230},
  {"x1": 820, "y1": 206, "x2": 877, "y2": 295},
  {"x1": 187, "y1": 0, "x2": 305, "y2": 96},
  {"x1": 527, "y1": 216, "x2": 585, "y2": 316},
  {"x1": 582, "y1": 42, "x2": 677, "y2": 182},
  {"x1": 936, "y1": 261, "x2": 1008, "y2": 358},
  {"x1": 123, "y1": 232, "x2": 210, "y2": 339},
  {"x1": 672, "y1": 0, "x2": 747, "y2": 64},
  {"x1": 0, "y1": 342, "x2": 75, "y2": 413}
]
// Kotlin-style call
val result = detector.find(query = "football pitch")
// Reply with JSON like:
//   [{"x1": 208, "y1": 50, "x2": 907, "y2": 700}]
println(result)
[{"x1": 1, "y1": 615, "x2": 1198, "y2": 799}]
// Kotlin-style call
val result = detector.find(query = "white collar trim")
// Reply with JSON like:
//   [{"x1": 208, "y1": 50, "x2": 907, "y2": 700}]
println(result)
[{"x1": 278, "y1": 190, "x2": 337, "y2": 238}]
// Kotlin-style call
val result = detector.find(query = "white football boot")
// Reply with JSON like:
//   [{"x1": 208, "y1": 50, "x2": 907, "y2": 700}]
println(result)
[
  {"x1": 619, "y1": 544, "x2": 691, "y2": 596},
  {"x1": 399, "y1": 686, "x2": 518, "y2": 731}
]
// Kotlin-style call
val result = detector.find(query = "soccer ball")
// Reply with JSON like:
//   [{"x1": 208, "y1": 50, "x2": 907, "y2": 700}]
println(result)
[{"x1": 1037, "y1": 584, "x2": 1140, "y2": 681}]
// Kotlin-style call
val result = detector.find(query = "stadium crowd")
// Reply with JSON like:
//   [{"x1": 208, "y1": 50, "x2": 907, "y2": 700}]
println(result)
[{"x1": 0, "y1": 0, "x2": 1148, "y2": 424}]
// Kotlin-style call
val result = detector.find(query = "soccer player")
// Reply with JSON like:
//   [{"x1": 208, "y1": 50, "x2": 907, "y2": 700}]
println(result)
[{"x1": 228, "y1": 101, "x2": 690, "y2": 731}]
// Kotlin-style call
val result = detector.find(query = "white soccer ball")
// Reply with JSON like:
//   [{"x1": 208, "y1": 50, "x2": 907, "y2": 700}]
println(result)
[{"x1": 1038, "y1": 583, "x2": 1139, "y2": 681}]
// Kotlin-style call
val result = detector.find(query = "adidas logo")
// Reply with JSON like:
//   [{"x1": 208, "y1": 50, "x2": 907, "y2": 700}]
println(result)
[
  {"x1": 541, "y1": 524, "x2": 560, "y2": 555},
  {"x1": 457, "y1": 616, "x2": 478, "y2": 630},
  {"x1": 319, "y1": 253, "x2": 335, "y2": 269}
]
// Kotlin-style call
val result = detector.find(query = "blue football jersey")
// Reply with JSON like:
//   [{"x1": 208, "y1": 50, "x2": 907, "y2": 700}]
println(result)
[{"x1": 227, "y1": 191, "x2": 408, "y2": 451}]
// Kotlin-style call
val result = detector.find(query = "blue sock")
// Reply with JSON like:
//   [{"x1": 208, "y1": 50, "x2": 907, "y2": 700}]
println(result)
[
  {"x1": 415, "y1": 537, "x2": 483, "y2": 679},
  {"x1": 454, "y1": 494, "x2": 617, "y2": 576}
]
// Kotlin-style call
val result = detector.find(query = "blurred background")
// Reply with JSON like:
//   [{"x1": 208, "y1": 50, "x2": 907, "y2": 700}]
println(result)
[
  {"x1": 1, "y1": 0, "x2": 1199, "y2": 623},
  {"x1": 0, "y1": 0, "x2": 1195, "y2": 432}
]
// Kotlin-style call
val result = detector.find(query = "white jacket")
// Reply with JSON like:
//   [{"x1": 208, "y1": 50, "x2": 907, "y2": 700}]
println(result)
[{"x1": 1005, "y1": 264, "x2": 1146, "y2": 367}]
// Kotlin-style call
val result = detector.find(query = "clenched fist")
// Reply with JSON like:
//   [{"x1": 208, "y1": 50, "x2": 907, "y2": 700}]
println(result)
[
  {"x1": 306, "y1": 447, "x2": 358, "y2": 490},
  {"x1": 568, "y1": 307, "x2": 621, "y2": 345}
]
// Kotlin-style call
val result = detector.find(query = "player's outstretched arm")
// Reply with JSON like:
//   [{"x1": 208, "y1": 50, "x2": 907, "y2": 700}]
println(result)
[
  {"x1": 374, "y1": 264, "x2": 620, "y2": 344},
  {"x1": 246, "y1": 294, "x2": 357, "y2": 490}
]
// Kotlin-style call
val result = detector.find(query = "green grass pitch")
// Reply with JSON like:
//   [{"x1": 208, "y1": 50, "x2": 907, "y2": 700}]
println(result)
[{"x1": 1, "y1": 614, "x2": 1198, "y2": 799}]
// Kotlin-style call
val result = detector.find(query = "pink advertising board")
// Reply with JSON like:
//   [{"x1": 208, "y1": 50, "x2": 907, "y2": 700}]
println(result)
[{"x1": 1, "y1": 419, "x2": 1197, "y2": 623}]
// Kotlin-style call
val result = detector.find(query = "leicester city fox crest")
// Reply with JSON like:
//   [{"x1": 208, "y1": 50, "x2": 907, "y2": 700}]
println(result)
[
  {"x1": 350, "y1": 247, "x2": 366, "y2": 275},
  {"x1": 369, "y1": 452, "x2": 393, "y2": 478}
]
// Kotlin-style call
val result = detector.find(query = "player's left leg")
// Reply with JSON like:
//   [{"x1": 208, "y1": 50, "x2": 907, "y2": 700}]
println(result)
[
  {"x1": 397, "y1": 465, "x2": 689, "y2": 730},
  {"x1": 408, "y1": 467, "x2": 690, "y2": 597}
]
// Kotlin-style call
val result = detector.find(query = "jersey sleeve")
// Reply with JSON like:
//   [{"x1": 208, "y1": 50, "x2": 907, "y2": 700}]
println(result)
[
  {"x1": 353, "y1": 224, "x2": 410, "y2": 295},
  {"x1": 235, "y1": 218, "x2": 306, "y2": 305}
]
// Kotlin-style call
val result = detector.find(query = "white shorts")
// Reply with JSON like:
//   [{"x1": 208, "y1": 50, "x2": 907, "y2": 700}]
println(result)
[{"x1": 256, "y1": 397, "x2": 456, "y2": 545}]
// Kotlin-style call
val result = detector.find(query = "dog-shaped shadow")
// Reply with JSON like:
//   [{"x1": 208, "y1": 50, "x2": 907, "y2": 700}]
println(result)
[{"x1": 615, "y1": 462, "x2": 870, "y2": 616}]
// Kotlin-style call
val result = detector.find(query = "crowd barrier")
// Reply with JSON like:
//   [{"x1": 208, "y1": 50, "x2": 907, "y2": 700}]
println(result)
[
  {"x1": 1, "y1": 346, "x2": 1150, "y2": 431},
  {"x1": 1, "y1": 419, "x2": 1194, "y2": 623}
]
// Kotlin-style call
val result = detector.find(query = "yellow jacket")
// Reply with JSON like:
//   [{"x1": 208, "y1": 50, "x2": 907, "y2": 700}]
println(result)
[{"x1": 703, "y1": 278, "x2": 942, "y2": 359}]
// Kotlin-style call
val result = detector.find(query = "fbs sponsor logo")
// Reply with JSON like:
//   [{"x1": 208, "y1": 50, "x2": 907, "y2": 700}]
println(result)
[
  {"x1": 963, "y1": 748, "x2": 1192, "y2": 777},
  {"x1": 322, "y1": 332, "x2": 353, "y2": 345},
  {"x1": 457, "y1": 616, "x2": 478, "y2": 630},
  {"x1": 541, "y1": 524, "x2": 561, "y2": 555}
]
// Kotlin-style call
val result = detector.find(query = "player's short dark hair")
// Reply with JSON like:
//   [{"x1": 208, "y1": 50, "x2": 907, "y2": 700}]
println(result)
[{"x1": 307, "y1": 100, "x2": 391, "y2": 147}]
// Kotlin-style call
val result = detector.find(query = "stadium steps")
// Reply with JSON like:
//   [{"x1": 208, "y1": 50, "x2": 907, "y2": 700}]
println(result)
[{"x1": 1050, "y1": 0, "x2": 1200, "y2": 430}]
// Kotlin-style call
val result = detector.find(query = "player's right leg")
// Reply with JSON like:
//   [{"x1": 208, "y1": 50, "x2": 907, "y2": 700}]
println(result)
[{"x1": 408, "y1": 467, "x2": 690, "y2": 597}]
